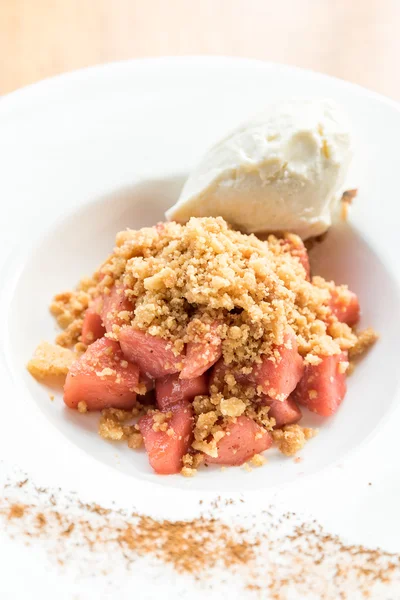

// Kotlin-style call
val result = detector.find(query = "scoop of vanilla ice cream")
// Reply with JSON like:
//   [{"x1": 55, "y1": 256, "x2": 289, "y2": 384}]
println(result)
[{"x1": 166, "y1": 99, "x2": 352, "y2": 239}]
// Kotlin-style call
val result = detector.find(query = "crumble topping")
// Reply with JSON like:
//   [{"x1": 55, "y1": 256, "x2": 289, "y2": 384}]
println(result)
[
  {"x1": 272, "y1": 425, "x2": 318, "y2": 457},
  {"x1": 182, "y1": 453, "x2": 204, "y2": 469},
  {"x1": 127, "y1": 432, "x2": 144, "y2": 449},
  {"x1": 56, "y1": 318, "x2": 84, "y2": 348},
  {"x1": 28, "y1": 216, "x2": 377, "y2": 475},
  {"x1": 348, "y1": 328, "x2": 378, "y2": 359},
  {"x1": 77, "y1": 401, "x2": 88, "y2": 414},
  {"x1": 27, "y1": 341, "x2": 76, "y2": 379},
  {"x1": 98, "y1": 406, "x2": 145, "y2": 444},
  {"x1": 250, "y1": 454, "x2": 267, "y2": 467},
  {"x1": 52, "y1": 217, "x2": 361, "y2": 364},
  {"x1": 181, "y1": 466, "x2": 197, "y2": 477},
  {"x1": 220, "y1": 397, "x2": 247, "y2": 417},
  {"x1": 151, "y1": 411, "x2": 173, "y2": 432}
]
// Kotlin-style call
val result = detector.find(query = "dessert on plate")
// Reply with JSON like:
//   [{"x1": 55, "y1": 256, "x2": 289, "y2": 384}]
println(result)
[{"x1": 28, "y1": 99, "x2": 377, "y2": 476}]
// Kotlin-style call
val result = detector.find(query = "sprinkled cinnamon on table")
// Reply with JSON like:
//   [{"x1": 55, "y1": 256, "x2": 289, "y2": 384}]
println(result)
[{"x1": 1, "y1": 476, "x2": 399, "y2": 599}]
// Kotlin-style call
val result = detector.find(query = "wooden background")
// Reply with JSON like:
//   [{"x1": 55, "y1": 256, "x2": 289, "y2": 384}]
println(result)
[{"x1": 1, "y1": 0, "x2": 400, "y2": 99}]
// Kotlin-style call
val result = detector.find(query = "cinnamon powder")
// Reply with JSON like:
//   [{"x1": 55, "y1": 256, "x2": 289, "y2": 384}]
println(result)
[{"x1": 1, "y1": 478, "x2": 400, "y2": 598}]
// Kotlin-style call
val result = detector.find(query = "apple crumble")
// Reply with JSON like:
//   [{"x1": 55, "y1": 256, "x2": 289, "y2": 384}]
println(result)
[{"x1": 28, "y1": 217, "x2": 377, "y2": 475}]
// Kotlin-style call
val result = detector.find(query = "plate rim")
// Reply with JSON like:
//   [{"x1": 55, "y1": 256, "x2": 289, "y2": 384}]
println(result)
[
  {"x1": 2, "y1": 55, "x2": 400, "y2": 116},
  {"x1": 1, "y1": 55, "x2": 400, "y2": 494}
]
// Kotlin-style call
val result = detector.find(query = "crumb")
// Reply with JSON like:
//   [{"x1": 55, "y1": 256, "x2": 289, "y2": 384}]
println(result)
[
  {"x1": 304, "y1": 353, "x2": 323, "y2": 366},
  {"x1": 273, "y1": 425, "x2": 317, "y2": 457},
  {"x1": 77, "y1": 401, "x2": 88, "y2": 414},
  {"x1": 349, "y1": 328, "x2": 378, "y2": 359},
  {"x1": 127, "y1": 432, "x2": 143, "y2": 449},
  {"x1": 182, "y1": 453, "x2": 193, "y2": 467},
  {"x1": 49, "y1": 394, "x2": 55, "y2": 401},
  {"x1": 192, "y1": 439, "x2": 218, "y2": 458},
  {"x1": 192, "y1": 395, "x2": 215, "y2": 415},
  {"x1": 338, "y1": 360, "x2": 349, "y2": 374},
  {"x1": 192, "y1": 453, "x2": 205, "y2": 468},
  {"x1": 102, "y1": 408, "x2": 135, "y2": 423},
  {"x1": 243, "y1": 462, "x2": 252, "y2": 472},
  {"x1": 56, "y1": 318, "x2": 84, "y2": 348},
  {"x1": 193, "y1": 411, "x2": 218, "y2": 442},
  {"x1": 181, "y1": 467, "x2": 197, "y2": 477},
  {"x1": 134, "y1": 382, "x2": 147, "y2": 395},
  {"x1": 98, "y1": 408, "x2": 135, "y2": 441},
  {"x1": 27, "y1": 342, "x2": 76, "y2": 380},
  {"x1": 152, "y1": 411, "x2": 172, "y2": 432},
  {"x1": 96, "y1": 367, "x2": 116, "y2": 378},
  {"x1": 303, "y1": 427, "x2": 317, "y2": 440},
  {"x1": 220, "y1": 397, "x2": 246, "y2": 417},
  {"x1": 250, "y1": 454, "x2": 267, "y2": 467},
  {"x1": 99, "y1": 418, "x2": 125, "y2": 441},
  {"x1": 74, "y1": 342, "x2": 87, "y2": 355}
]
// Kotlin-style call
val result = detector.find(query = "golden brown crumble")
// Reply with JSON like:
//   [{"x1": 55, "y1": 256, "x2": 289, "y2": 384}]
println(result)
[
  {"x1": 134, "y1": 382, "x2": 148, "y2": 395},
  {"x1": 98, "y1": 414, "x2": 126, "y2": 441},
  {"x1": 151, "y1": 411, "x2": 173, "y2": 432},
  {"x1": 250, "y1": 454, "x2": 267, "y2": 467},
  {"x1": 28, "y1": 216, "x2": 377, "y2": 475},
  {"x1": 56, "y1": 318, "x2": 84, "y2": 348},
  {"x1": 193, "y1": 411, "x2": 219, "y2": 441},
  {"x1": 98, "y1": 406, "x2": 147, "y2": 442},
  {"x1": 220, "y1": 397, "x2": 247, "y2": 417},
  {"x1": 338, "y1": 360, "x2": 350, "y2": 375},
  {"x1": 348, "y1": 328, "x2": 378, "y2": 359},
  {"x1": 182, "y1": 453, "x2": 204, "y2": 469},
  {"x1": 51, "y1": 218, "x2": 360, "y2": 363},
  {"x1": 74, "y1": 342, "x2": 87, "y2": 355},
  {"x1": 192, "y1": 395, "x2": 215, "y2": 415},
  {"x1": 77, "y1": 401, "x2": 88, "y2": 414},
  {"x1": 127, "y1": 432, "x2": 143, "y2": 449},
  {"x1": 192, "y1": 439, "x2": 218, "y2": 458},
  {"x1": 181, "y1": 466, "x2": 197, "y2": 477},
  {"x1": 272, "y1": 425, "x2": 318, "y2": 457},
  {"x1": 27, "y1": 341, "x2": 76, "y2": 379}
]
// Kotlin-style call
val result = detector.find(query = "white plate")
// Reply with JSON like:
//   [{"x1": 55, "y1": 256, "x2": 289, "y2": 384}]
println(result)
[{"x1": 0, "y1": 57, "x2": 400, "y2": 598}]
